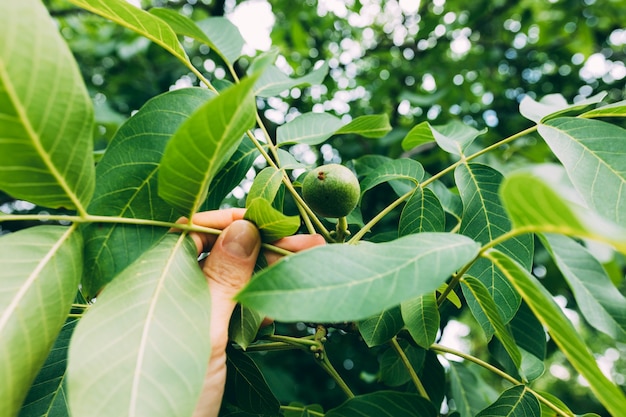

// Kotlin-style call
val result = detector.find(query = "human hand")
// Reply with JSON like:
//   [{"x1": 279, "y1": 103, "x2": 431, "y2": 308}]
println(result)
[{"x1": 181, "y1": 208, "x2": 325, "y2": 417}]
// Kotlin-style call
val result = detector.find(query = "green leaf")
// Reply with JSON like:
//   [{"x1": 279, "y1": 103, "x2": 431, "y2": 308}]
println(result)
[
  {"x1": 456, "y1": 163, "x2": 533, "y2": 330},
  {"x1": 203, "y1": 139, "x2": 259, "y2": 210},
  {"x1": 360, "y1": 158, "x2": 424, "y2": 196},
  {"x1": 224, "y1": 349, "x2": 280, "y2": 415},
  {"x1": 228, "y1": 304, "x2": 264, "y2": 350},
  {"x1": 485, "y1": 249, "x2": 626, "y2": 416},
  {"x1": 399, "y1": 187, "x2": 446, "y2": 236},
  {"x1": 0, "y1": 0, "x2": 94, "y2": 210},
  {"x1": 283, "y1": 403, "x2": 324, "y2": 417},
  {"x1": 277, "y1": 112, "x2": 344, "y2": 146},
  {"x1": 401, "y1": 122, "x2": 436, "y2": 151},
  {"x1": 158, "y1": 75, "x2": 258, "y2": 216},
  {"x1": 148, "y1": 10, "x2": 244, "y2": 66},
  {"x1": 461, "y1": 277, "x2": 521, "y2": 369},
  {"x1": 18, "y1": 319, "x2": 78, "y2": 417},
  {"x1": 538, "y1": 117, "x2": 626, "y2": 228},
  {"x1": 0, "y1": 226, "x2": 82, "y2": 417},
  {"x1": 236, "y1": 233, "x2": 479, "y2": 322},
  {"x1": 448, "y1": 362, "x2": 499, "y2": 417},
  {"x1": 67, "y1": 235, "x2": 212, "y2": 417},
  {"x1": 541, "y1": 233, "x2": 626, "y2": 342},
  {"x1": 519, "y1": 92, "x2": 606, "y2": 123},
  {"x1": 334, "y1": 114, "x2": 392, "y2": 138},
  {"x1": 246, "y1": 167, "x2": 284, "y2": 206},
  {"x1": 534, "y1": 391, "x2": 575, "y2": 417},
  {"x1": 401, "y1": 293, "x2": 440, "y2": 348},
  {"x1": 325, "y1": 391, "x2": 437, "y2": 417},
  {"x1": 358, "y1": 307, "x2": 403, "y2": 347},
  {"x1": 68, "y1": 0, "x2": 189, "y2": 64},
  {"x1": 476, "y1": 385, "x2": 540, "y2": 417},
  {"x1": 500, "y1": 172, "x2": 626, "y2": 254},
  {"x1": 378, "y1": 341, "x2": 425, "y2": 387},
  {"x1": 244, "y1": 198, "x2": 300, "y2": 242},
  {"x1": 431, "y1": 120, "x2": 487, "y2": 156},
  {"x1": 581, "y1": 100, "x2": 626, "y2": 118},
  {"x1": 82, "y1": 88, "x2": 214, "y2": 298},
  {"x1": 255, "y1": 63, "x2": 329, "y2": 97}
]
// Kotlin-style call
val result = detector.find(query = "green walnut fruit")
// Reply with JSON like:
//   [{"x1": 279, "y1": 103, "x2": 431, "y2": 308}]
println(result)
[{"x1": 302, "y1": 163, "x2": 360, "y2": 218}]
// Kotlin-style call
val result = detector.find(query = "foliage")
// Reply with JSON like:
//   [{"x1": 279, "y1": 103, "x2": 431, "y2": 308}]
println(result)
[{"x1": 1, "y1": 1, "x2": 626, "y2": 417}]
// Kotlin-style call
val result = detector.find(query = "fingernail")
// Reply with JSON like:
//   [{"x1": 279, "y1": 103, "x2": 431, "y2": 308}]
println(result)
[{"x1": 222, "y1": 220, "x2": 259, "y2": 258}]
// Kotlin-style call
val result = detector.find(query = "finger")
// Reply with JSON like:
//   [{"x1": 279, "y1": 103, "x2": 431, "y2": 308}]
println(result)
[
  {"x1": 182, "y1": 208, "x2": 247, "y2": 255},
  {"x1": 265, "y1": 233, "x2": 326, "y2": 264}
]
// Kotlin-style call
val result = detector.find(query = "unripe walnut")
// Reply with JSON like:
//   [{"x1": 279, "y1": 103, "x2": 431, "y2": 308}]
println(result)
[{"x1": 302, "y1": 164, "x2": 360, "y2": 218}]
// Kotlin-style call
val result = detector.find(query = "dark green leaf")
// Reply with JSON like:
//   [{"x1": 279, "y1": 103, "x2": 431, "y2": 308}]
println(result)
[
  {"x1": 476, "y1": 385, "x2": 540, "y2": 417},
  {"x1": 283, "y1": 403, "x2": 324, "y2": 417},
  {"x1": 378, "y1": 341, "x2": 425, "y2": 387},
  {"x1": 448, "y1": 362, "x2": 499, "y2": 417},
  {"x1": 325, "y1": 391, "x2": 437, "y2": 417},
  {"x1": 399, "y1": 187, "x2": 446, "y2": 236},
  {"x1": 236, "y1": 233, "x2": 479, "y2": 322},
  {"x1": 358, "y1": 307, "x2": 403, "y2": 347},
  {"x1": 229, "y1": 304, "x2": 265, "y2": 350}
]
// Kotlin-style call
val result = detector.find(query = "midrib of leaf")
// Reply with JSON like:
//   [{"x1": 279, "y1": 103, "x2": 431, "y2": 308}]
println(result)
[
  {"x1": 128, "y1": 232, "x2": 187, "y2": 416},
  {"x1": 463, "y1": 163, "x2": 497, "y2": 242},
  {"x1": 0, "y1": 223, "x2": 78, "y2": 334},
  {"x1": 0, "y1": 62, "x2": 86, "y2": 215}
]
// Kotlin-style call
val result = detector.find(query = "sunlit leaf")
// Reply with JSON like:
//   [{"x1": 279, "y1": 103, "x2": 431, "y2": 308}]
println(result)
[
  {"x1": 486, "y1": 249, "x2": 626, "y2": 416},
  {"x1": 255, "y1": 63, "x2": 329, "y2": 97},
  {"x1": 378, "y1": 340, "x2": 425, "y2": 387},
  {"x1": 246, "y1": 167, "x2": 284, "y2": 206},
  {"x1": 538, "y1": 117, "x2": 626, "y2": 228},
  {"x1": 334, "y1": 114, "x2": 392, "y2": 138},
  {"x1": 223, "y1": 349, "x2": 280, "y2": 415},
  {"x1": 401, "y1": 122, "x2": 436, "y2": 151},
  {"x1": 432, "y1": 120, "x2": 487, "y2": 156},
  {"x1": 276, "y1": 112, "x2": 343, "y2": 146},
  {"x1": 18, "y1": 319, "x2": 78, "y2": 417},
  {"x1": 360, "y1": 159, "x2": 424, "y2": 196},
  {"x1": 448, "y1": 362, "x2": 499, "y2": 417},
  {"x1": 158, "y1": 75, "x2": 258, "y2": 216},
  {"x1": 68, "y1": 0, "x2": 189, "y2": 65},
  {"x1": 401, "y1": 293, "x2": 439, "y2": 348},
  {"x1": 358, "y1": 307, "x2": 403, "y2": 347},
  {"x1": 535, "y1": 391, "x2": 575, "y2": 417},
  {"x1": 476, "y1": 385, "x2": 540, "y2": 417},
  {"x1": 67, "y1": 235, "x2": 212, "y2": 417},
  {"x1": 581, "y1": 100, "x2": 626, "y2": 118},
  {"x1": 82, "y1": 88, "x2": 214, "y2": 298},
  {"x1": 461, "y1": 276, "x2": 521, "y2": 369},
  {"x1": 236, "y1": 233, "x2": 479, "y2": 322},
  {"x1": 0, "y1": 226, "x2": 82, "y2": 417},
  {"x1": 456, "y1": 163, "x2": 533, "y2": 330},
  {"x1": 399, "y1": 187, "x2": 445, "y2": 236},
  {"x1": 325, "y1": 391, "x2": 437, "y2": 417},
  {"x1": 541, "y1": 233, "x2": 626, "y2": 342},
  {"x1": 244, "y1": 198, "x2": 300, "y2": 242},
  {"x1": 519, "y1": 92, "x2": 606, "y2": 123},
  {"x1": 0, "y1": 0, "x2": 94, "y2": 210}
]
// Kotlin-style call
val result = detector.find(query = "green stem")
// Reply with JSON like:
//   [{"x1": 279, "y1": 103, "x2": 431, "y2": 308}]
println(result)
[
  {"x1": 280, "y1": 405, "x2": 324, "y2": 417},
  {"x1": 242, "y1": 342, "x2": 304, "y2": 352},
  {"x1": 430, "y1": 343, "x2": 571, "y2": 417},
  {"x1": 265, "y1": 334, "x2": 321, "y2": 348},
  {"x1": 390, "y1": 337, "x2": 430, "y2": 399},
  {"x1": 334, "y1": 216, "x2": 349, "y2": 242},
  {"x1": 318, "y1": 354, "x2": 355, "y2": 399}
]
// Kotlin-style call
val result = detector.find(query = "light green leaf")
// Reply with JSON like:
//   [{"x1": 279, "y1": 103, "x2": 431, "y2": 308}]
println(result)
[
  {"x1": 334, "y1": 114, "x2": 392, "y2": 138},
  {"x1": 236, "y1": 233, "x2": 479, "y2": 322},
  {"x1": 486, "y1": 249, "x2": 626, "y2": 417},
  {"x1": 476, "y1": 385, "x2": 540, "y2": 417},
  {"x1": 276, "y1": 112, "x2": 343, "y2": 146},
  {"x1": 325, "y1": 391, "x2": 437, "y2": 417},
  {"x1": 448, "y1": 362, "x2": 499, "y2": 417},
  {"x1": 148, "y1": 8, "x2": 210, "y2": 43},
  {"x1": 360, "y1": 158, "x2": 424, "y2": 196},
  {"x1": 519, "y1": 92, "x2": 606, "y2": 123},
  {"x1": 535, "y1": 391, "x2": 575, "y2": 417},
  {"x1": 67, "y1": 234, "x2": 212, "y2": 417},
  {"x1": 246, "y1": 167, "x2": 284, "y2": 206},
  {"x1": 255, "y1": 63, "x2": 329, "y2": 97},
  {"x1": 461, "y1": 276, "x2": 521, "y2": 369},
  {"x1": 431, "y1": 120, "x2": 487, "y2": 156},
  {"x1": 401, "y1": 122, "x2": 436, "y2": 151},
  {"x1": 0, "y1": 226, "x2": 82, "y2": 417},
  {"x1": 399, "y1": 187, "x2": 445, "y2": 236},
  {"x1": 500, "y1": 172, "x2": 626, "y2": 254},
  {"x1": 228, "y1": 304, "x2": 264, "y2": 350},
  {"x1": 0, "y1": 0, "x2": 94, "y2": 210},
  {"x1": 224, "y1": 349, "x2": 280, "y2": 415},
  {"x1": 68, "y1": 0, "x2": 189, "y2": 64},
  {"x1": 18, "y1": 319, "x2": 78, "y2": 417},
  {"x1": 248, "y1": 48, "x2": 280, "y2": 75},
  {"x1": 244, "y1": 198, "x2": 300, "y2": 242},
  {"x1": 581, "y1": 100, "x2": 626, "y2": 118},
  {"x1": 378, "y1": 341, "x2": 425, "y2": 387},
  {"x1": 456, "y1": 163, "x2": 533, "y2": 330},
  {"x1": 358, "y1": 307, "x2": 403, "y2": 347},
  {"x1": 82, "y1": 88, "x2": 214, "y2": 298},
  {"x1": 401, "y1": 293, "x2": 439, "y2": 348},
  {"x1": 158, "y1": 75, "x2": 258, "y2": 216},
  {"x1": 541, "y1": 233, "x2": 626, "y2": 342},
  {"x1": 538, "y1": 117, "x2": 626, "y2": 228}
]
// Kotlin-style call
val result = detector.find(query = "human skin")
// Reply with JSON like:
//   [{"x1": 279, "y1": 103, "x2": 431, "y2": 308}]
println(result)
[{"x1": 180, "y1": 208, "x2": 325, "y2": 417}]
